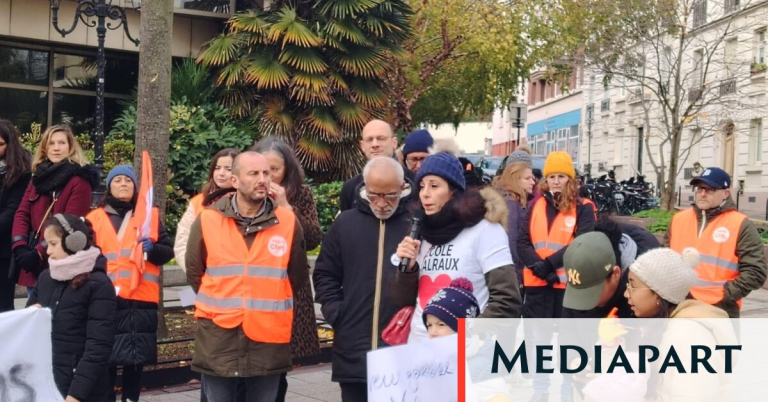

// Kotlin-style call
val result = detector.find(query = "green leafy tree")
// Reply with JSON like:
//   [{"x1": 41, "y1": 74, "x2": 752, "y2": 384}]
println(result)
[
  {"x1": 197, "y1": 0, "x2": 412, "y2": 180},
  {"x1": 386, "y1": 0, "x2": 546, "y2": 132}
]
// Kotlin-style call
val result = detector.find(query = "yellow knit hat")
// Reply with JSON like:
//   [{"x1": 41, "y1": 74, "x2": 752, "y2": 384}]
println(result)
[{"x1": 543, "y1": 151, "x2": 576, "y2": 179}]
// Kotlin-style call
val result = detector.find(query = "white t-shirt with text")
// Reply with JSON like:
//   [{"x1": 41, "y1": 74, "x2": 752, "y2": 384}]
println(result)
[{"x1": 408, "y1": 219, "x2": 513, "y2": 343}]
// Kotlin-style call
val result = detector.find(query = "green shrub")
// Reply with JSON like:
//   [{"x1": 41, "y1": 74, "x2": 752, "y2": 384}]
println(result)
[
  {"x1": 312, "y1": 181, "x2": 343, "y2": 234},
  {"x1": 633, "y1": 209, "x2": 675, "y2": 234}
]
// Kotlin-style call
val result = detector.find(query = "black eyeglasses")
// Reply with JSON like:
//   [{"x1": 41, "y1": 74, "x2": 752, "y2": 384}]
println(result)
[{"x1": 366, "y1": 188, "x2": 400, "y2": 203}]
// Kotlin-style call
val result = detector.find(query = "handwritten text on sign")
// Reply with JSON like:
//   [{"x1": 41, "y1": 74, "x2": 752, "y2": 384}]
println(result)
[
  {"x1": 367, "y1": 335, "x2": 457, "y2": 402},
  {"x1": 0, "y1": 308, "x2": 65, "y2": 401}
]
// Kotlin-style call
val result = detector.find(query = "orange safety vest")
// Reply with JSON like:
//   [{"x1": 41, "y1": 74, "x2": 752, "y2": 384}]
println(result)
[
  {"x1": 86, "y1": 207, "x2": 161, "y2": 303},
  {"x1": 669, "y1": 208, "x2": 745, "y2": 308},
  {"x1": 524, "y1": 198, "x2": 591, "y2": 289},
  {"x1": 190, "y1": 193, "x2": 204, "y2": 217},
  {"x1": 194, "y1": 206, "x2": 296, "y2": 343}
]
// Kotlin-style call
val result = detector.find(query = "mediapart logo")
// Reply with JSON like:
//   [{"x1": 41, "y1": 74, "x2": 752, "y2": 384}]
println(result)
[{"x1": 490, "y1": 341, "x2": 741, "y2": 375}]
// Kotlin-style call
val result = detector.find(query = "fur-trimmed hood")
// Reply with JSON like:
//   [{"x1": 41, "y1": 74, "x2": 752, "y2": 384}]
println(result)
[
  {"x1": 429, "y1": 137, "x2": 461, "y2": 156},
  {"x1": 479, "y1": 186, "x2": 508, "y2": 229}
]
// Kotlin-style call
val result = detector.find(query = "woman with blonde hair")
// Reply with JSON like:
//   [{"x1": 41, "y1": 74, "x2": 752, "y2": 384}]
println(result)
[
  {"x1": 12, "y1": 124, "x2": 98, "y2": 294},
  {"x1": 493, "y1": 145, "x2": 536, "y2": 300}
]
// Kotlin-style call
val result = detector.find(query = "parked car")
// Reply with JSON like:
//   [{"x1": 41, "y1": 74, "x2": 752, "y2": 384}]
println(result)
[
  {"x1": 461, "y1": 154, "x2": 483, "y2": 167},
  {"x1": 477, "y1": 156, "x2": 504, "y2": 183}
]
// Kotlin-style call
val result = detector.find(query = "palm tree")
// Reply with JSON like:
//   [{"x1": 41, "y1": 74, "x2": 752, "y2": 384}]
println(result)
[{"x1": 197, "y1": 0, "x2": 411, "y2": 180}]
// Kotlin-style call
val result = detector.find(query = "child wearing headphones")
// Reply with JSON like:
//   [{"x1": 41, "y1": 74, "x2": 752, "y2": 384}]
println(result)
[{"x1": 27, "y1": 213, "x2": 117, "y2": 402}]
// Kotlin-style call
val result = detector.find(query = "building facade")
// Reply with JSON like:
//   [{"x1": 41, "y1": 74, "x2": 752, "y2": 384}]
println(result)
[
  {"x1": 492, "y1": 67, "x2": 585, "y2": 169},
  {"x1": 583, "y1": 0, "x2": 767, "y2": 217},
  {"x1": 0, "y1": 0, "x2": 241, "y2": 135}
]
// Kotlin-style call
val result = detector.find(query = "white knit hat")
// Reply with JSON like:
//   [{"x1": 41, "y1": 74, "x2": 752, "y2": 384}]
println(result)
[{"x1": 629, "y1": 248, "x2": 699, "y2": 304}]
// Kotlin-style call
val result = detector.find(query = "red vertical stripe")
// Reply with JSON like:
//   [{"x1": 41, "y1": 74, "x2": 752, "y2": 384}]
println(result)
[{"x1": 458, "y1": 317, "x2": 466, "y2": 402}]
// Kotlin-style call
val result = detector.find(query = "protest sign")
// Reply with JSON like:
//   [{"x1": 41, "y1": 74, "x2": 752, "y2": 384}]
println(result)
[
  {"x1": 367, "y1": 335, "x2": 458, "y2": 402},
  {"x1": 0, "y1": 307, "x2": 64, "y2": 401}
]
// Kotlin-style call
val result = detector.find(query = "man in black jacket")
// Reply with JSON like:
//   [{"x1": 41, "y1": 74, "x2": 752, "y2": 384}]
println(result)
[
  {"x1": 562, "y1": 216, "x2": 660, "y2": 319},
  {"x1": 314, "y1": 157, "x2": 418, "y2": 402},
  {"x1": 339, "y1": 120, "x2": 416, "y2": 211}
]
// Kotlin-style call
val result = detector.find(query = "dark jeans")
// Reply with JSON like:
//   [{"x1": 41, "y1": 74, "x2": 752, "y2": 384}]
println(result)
[
  {"x1": 339, "y1": 382, "x2": 367, "y2": 402},
  {"x1": 202, "y1": 374, "x2": 280, "y2": 402},
  {"x1": 109, "y1": 365, "x2": 144, "y2": 402},
  {"x1": 275, "y1": 373, "x2": 288, "y2": 401}
]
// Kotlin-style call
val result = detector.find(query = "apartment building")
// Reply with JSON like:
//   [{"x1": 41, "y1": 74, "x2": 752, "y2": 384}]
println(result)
[
  {"x1": 582, "y1": 0, "x2": 767, "y2": 215},
  {"x1": 492, "y1": 67, "x2": 586, "y2": 170},
  {"x1": 0, "y1": 0, "x2": 244, "y2": 135}
]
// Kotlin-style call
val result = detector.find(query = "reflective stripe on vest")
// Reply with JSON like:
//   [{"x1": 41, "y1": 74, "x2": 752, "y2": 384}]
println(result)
[
  {"x1": 669, "y1": 208, "x2": 745, "y2": 308},
  {"x1": 194, "y1": 205, "x2": 296, "y2": 343},
  {"x1": 86, "y1": 207, "x2": 162, "y2": 303},
  {"x1": 524, "y1": 198, "x2": 590, "y2": 289}
]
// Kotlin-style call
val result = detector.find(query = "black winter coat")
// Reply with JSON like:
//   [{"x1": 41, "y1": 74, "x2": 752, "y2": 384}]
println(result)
[
  {"x1": 27, "y1": 254, "x2": 116, "y2": 402},
  {"x1": 313, "y1": 184, "x2": 418, "y2": 383},
  {"x1": 517, "y1": 193, "x2": 596, "y2": 319},
  {"x1": 0, "y1": 172, "x2": 30, "y2": 259},
  {"x1": 92, "y1": 205, "x2": 174, "y2": 366}
]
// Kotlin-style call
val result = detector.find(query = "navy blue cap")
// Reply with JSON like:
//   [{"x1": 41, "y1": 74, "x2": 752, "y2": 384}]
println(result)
[{"x1": 690, "y1": 167, "x2": 731, "y2": 189}]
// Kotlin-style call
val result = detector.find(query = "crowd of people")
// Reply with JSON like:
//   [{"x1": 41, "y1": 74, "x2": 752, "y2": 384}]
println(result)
[{"x1": 0, "y1": 117, "x2": 765, "y2": 402}]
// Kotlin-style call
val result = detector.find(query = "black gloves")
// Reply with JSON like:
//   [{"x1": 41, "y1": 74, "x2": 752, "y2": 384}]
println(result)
[
  {"x1": 14, "y1": 248, "x2": 41, "y2": 275},
  {"x1": 530, "y1": 260, "x2": 551, "y2": 280}
]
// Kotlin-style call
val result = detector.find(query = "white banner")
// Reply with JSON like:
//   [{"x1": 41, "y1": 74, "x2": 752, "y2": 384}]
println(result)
[
  {"x1": 0, "y1": 307, "x2": 64, "y2": 401},
  {"x1": 367, "y1": 335, "x2": 459, "y2": 402}
]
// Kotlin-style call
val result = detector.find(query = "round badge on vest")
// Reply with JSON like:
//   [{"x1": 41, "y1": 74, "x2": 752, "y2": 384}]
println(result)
[
  {"x1": 564, "y1": 217, "x2": 576, "y2": 228},
  {"x1": 712, "y1": 227, "x2": 730, "y2": 243},
  {"x1": 390, "y1": 253, "x2": 401, "y2": 266},
  {"x1": 268, "y1": 236, "x2": 289, "y2": 257}
]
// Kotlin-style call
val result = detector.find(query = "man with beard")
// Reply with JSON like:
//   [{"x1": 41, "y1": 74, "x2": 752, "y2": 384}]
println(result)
[
  {"x1": 314, "y1": 156, "x2": 418, "y2": 401},
  {"x1": 186, "y1": 152, "x2": 309, "y2": 401}
]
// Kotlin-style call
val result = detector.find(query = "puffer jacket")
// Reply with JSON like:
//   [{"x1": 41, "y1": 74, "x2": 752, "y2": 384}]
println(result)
[
  {"x1": 654, "y1": 300, "x2": 735, "y2": 402},
  {"x1": 89, "y1": 204, "x2": 175, "y2": 366},
  {"x1": 664, "y1": 198, "x2": 767, "y2": 318},
  {"x1": 314, "y1": 182, "x2": 419, "y2": 383},
  {"x1": 27, "y1": 253, "x2": 116, "y2": 402},
  {"x1": 186, "y1": 194, "x2": 308, "y2": 377}
]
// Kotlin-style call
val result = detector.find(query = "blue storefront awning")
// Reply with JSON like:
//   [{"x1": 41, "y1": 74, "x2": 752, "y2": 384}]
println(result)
[{"x1": 528, "y1": 109, "x2": 582, "y2": 136}]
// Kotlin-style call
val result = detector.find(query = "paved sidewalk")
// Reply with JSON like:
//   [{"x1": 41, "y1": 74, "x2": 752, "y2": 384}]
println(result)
[{"x1": 127, "y1": 364, "x2": 340, "y2": 402}]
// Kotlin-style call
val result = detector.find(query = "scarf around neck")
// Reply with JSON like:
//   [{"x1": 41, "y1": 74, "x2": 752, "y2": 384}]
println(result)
[
  {"x1": 33, "y1": 160, "x2": 81, "y2": 194},
  {"x1": 106, "y1": 195, "x2": 135, "y2": 218},
  {"x1": 49, "y1": 247, "x2": 100, "y2": 282},
  {"x1": 420, "y1": 199, "x2": 466, "y2": 246}
]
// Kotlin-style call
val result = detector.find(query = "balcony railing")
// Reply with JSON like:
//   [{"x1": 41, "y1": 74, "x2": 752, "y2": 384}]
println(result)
[{"x1": 719, "y1": 78, "x2": 737, "y2": 96}]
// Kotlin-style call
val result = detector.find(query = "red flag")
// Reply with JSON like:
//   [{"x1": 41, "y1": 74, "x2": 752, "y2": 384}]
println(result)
[{"x1": 130, "y1": 151, "x2": 153, "y2": 293}]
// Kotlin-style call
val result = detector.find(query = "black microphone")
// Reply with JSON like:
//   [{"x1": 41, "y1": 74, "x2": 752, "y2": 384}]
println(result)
[{"x1": 399, "y1": 210, "x2": 426, "y2": 273}]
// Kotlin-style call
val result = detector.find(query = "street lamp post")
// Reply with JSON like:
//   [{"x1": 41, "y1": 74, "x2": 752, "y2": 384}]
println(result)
[{"x1": 48, "y1": 0, "x2": 139, "y2": 204}]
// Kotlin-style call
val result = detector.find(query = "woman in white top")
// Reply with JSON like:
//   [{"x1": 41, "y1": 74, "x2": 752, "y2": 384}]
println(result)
[
  {"x1": 396, "y1": 151, "x2": 521, "y2": 343},
  {"x1": 173, "y1": 148, "x2": 238, "y2": 271}
]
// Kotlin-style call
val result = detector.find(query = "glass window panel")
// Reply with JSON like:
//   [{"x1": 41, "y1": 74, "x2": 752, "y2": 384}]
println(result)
[
  {"x1": 53, "y1": 93, "x2": 120, "y2": 135},
  {"x1": 177, "y1": 0, "x2": 232, "y2": 14},
  {"x1": 571, "y1": 125, "x2": 579, "y2": 138},
  {"x1": 53, "y1": 53, "x2": 97, "y2": 91},
  {"x1": 54, "y1": 53, "x2": 138, "y2": 94},
  {"x1": 104, "y1": 57, "x2": 139, "y2": 94},
  {"x1": 0, "y1": 88, "x2": 48, "y2": 134},
  {"x1": 0, "y1": 46, "x2": 50, "y2": 86}
]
